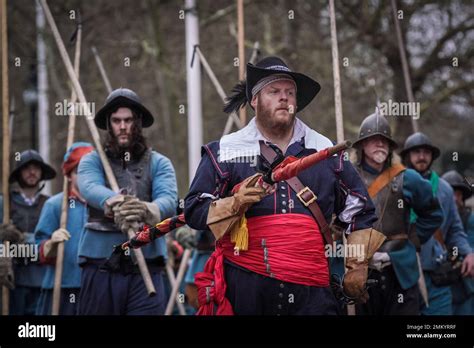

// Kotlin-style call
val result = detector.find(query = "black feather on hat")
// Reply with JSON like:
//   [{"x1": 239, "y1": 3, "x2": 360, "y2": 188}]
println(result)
[
  {"x1": 223, "y1": 80, "x2": 247, "y2": 114},
  {"x1": 223, "y1": 56, "x2": 321, "y2": 114}
]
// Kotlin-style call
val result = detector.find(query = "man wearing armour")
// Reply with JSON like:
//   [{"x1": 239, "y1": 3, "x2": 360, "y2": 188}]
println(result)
[
  {"x1": 76, "y1": 88, "x2": 178, "y2": 315},
  {"x1": 352, "y1": 111, "x2": 443, "y2": 315}
]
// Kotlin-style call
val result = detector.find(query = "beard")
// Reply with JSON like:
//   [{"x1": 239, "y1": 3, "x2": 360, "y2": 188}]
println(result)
[
  {"x1": 413, "y1": 160, "x2": 430, "y2": 172},
  {"x1": 18, "y1": 176, "x2": 40, "y2": 188},
  {"x1": 105, "y1": 123, "x2": 148, "y2": 161},
  {"x1": 256, "y1": 100, "x2": 295, "y2": 133}
]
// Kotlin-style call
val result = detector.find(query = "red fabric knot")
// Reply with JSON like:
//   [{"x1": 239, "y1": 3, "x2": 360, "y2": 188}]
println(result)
[{"x1": 195, "y1": 246, "x2": 234, "y2": 315}]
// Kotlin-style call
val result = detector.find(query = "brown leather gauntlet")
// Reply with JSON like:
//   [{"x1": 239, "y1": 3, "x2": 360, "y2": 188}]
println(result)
[
  {"x1": 343, "y1": 228, "x2": 386, "y2": 303},
  {"x1": 206, "y1": 174, "x2": 266, "y2": 240}
]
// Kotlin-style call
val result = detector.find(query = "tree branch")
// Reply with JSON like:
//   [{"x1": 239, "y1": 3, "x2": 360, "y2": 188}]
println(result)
[
  {"x1": 420, "y1": 79, "x2": 474, "y2": 114},
  {"x1": 413, "y1": 20, "x2": 474, "y2": 89}
]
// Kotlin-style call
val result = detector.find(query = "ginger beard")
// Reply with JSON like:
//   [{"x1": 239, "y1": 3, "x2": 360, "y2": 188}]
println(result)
[
  {"x1": 253, "y1": 80, "x2": 297, "y2": 134},
  {"x1": 256, "y1": 99, "x2": 296, "y2": 132}
]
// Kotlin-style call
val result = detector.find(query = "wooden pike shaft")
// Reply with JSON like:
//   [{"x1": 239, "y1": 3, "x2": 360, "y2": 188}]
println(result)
[
  {"x1": 51, "y1": 20, "x2": 82, "y2": 316},
  {"x1": 237, "y1": 0, "x2": 246, "y2": 125},
  {"x1": 192, "y1": 47, "x2": 242, "y2": 135},
  {"x1": 165, "y1": 248, "x2": 192, "y2": 315},
  {"x1": 329, "y1": 0, "x2": 345, "y2": 144},
  {"x1": 165, "y1": 263, "x2": 187, "y2": 315},
  {"x1": 91, "y1": 46, "x2": 112, "y2": 94},
  {"x1": 2, "y1": 0, "x2": 10, "y2": 316},
  {"x1": 328, "y1": 0, "x2": 355, "y2": 315},
  {"x1": 390, "y1": 0, "x2": 419, "y2": 133}
]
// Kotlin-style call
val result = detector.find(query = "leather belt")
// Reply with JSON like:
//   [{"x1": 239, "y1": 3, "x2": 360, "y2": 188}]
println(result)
[{"x1": 259, "y1": 142, "x2": 333, "y2": 245}]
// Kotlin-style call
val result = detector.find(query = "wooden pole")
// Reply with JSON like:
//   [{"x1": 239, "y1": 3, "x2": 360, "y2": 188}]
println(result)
[
  {"x1": 39, "y1": 0, "x2": 156, "y2": 296},
  {"x1": 91, "y1": 46, "x2": 112, "y2": 94},
  {"x1": 390, "y1": 0, "x2": 419, "y2": 133},
  {"x1": 165, "y1": 248, "x2": 192, "y2": 315},
  {"x1": 36, "y1": 0, "x2": 51, "y2": 195},
  {"x1": 328, "y1": 0, "x2": 355, "y2": 316},
  {"x1": 192, "y1": 47, "x2": 242, "y2": 135},
  {"x1": 1, "y1": 0, "x2": 10, "y2": 316},
  {"x1": 165, "y1": 263, "x2": 187, "y2": 315},
  {"x1": 51, "y1": 19, "x2": 82, "y2": 316},
  {"x1": 237, "y1": 0, "x2": 246, "y2": 125},
  {"x1": 329, "y1": 0, "x2": 345, "y2": 144}
]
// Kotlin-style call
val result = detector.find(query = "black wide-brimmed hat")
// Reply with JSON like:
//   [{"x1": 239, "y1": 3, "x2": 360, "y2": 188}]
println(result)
[
  {"x1": 224, "y1": 56, "x2": 321, "y2": 114},
  {"x1": 9, "y1": 149, "x2": 56, "y2": 183},
  {"x1": 94, "y1": 88, "x2": 154, "y2": 130}
]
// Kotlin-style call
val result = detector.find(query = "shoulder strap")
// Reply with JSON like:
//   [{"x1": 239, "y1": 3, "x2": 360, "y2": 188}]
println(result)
[
  {"x1": 259, "y1": 142, "x2": 333, "y2": 245},
  {"x1": 367, "y1": 163, "x2": 406, "y2": 198}
]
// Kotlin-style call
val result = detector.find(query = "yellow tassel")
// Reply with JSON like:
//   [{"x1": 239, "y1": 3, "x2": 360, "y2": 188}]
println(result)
[{"x1": 230, "y1": 215, "x2": 249, "y2": 252}]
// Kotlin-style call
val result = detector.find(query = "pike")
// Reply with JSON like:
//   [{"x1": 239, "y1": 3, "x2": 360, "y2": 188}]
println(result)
[
  {"x1": 51, "y1": 14, "x2": 82, "y2": 316},
  {"x1": 389, "y1": 0, "x2": 427, "y2": 306},
  {"x1": 1, "y1": 0, "x2": 11, "y2": 315},
  {"x1": 328, "y1": 0, "x2": 357, "y2": 316}
]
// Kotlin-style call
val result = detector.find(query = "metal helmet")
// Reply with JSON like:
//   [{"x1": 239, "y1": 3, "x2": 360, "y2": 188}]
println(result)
[
  {"x1": 441, "y1": 170, "x2": 472, "y2": 200},
  {"x1": 399, "y1": 132, "x2": 440, "y2": 161},
  {"x1": 94, "y1": 88, "x2": 154, "y2": 130},
  {"x1": 352, "y1": 109, "x2": 398, "y2": 149},
  {"x1": 8, "y1": 149, "x2": 57, "y2": 183}
]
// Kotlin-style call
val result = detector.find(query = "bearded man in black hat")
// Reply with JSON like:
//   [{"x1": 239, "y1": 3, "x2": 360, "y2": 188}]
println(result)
[
  {"x1": 184, "y1": 56, "x2": 384, "y2": 315},
  {"x1": 0, "y1": 150, "x2": 56, "y2": 314},
  {"x1": 76, "y1": 88, "x2": 178, "y2": 315}
]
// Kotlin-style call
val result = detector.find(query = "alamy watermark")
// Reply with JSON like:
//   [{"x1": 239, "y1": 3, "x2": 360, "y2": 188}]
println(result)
[
  {"x1": 217, "y1": 149, "x2": 259, "y2": 167},
  {"x1": 18, "y1": 322, "x2": 55, "y2": 341},
  {"x1": 379, "y1": 99, "x2": 420, "y2": 119},
  {"x1": 55, "y1": 99, "x2": 95, "y2": 119},
  {"x1": 0, "y1": 243, "x2": 38, "y2": 262},
  {"x1": 325, "y1": 242, "x2": 365, "y2": 261}
]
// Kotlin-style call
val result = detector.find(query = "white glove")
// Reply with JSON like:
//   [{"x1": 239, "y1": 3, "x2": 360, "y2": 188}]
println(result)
[
  {"x1": 369, "y1": 251, "x2": 391, "y2": 271},
  {"x1": 43, "y1": 228, "x2": 71, "y2": 258}
]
